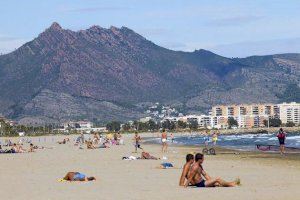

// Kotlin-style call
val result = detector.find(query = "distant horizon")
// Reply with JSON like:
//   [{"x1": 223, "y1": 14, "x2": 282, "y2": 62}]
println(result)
[{"x1": 1, "y1": 0, "x2": 300, "y2": 57}]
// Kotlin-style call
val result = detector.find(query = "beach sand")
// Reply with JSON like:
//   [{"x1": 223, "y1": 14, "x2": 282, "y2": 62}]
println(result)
[{"x1": 1, "y1": 134, "x2": 300, "y2": 200}]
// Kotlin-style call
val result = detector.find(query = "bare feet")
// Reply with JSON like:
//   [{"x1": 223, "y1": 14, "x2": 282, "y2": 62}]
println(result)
[{"x1": 235, "y1": 178, "x2": 241, "y2": 186}]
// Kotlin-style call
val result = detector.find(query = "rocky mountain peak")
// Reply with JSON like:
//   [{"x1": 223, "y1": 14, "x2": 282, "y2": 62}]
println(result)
[{"x1": 48, "y1": 22, "x2": 63, "y2": 31}]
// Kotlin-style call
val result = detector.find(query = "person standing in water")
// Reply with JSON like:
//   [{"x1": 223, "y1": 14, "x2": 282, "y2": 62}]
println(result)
[
  {"x1": 277, "y1": 128, "x2": 286, "y2": 155},
  {"x1": 204, "y1": 130, "x2": 210, "y2": 147},
  {"x1": 212, "y1": 132, "x2": 218, "y2": 146},
  {"x1": 161, "y1": 129, "x2": 168, "y2": 153},
  {"x1": 170, "y1": 133, "x2": 174, "y2": 143}
]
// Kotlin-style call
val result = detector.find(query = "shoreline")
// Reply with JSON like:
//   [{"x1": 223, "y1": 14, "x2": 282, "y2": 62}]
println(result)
[{"x1": 1, "y1": 126, "x2": 299, "y2": 138}]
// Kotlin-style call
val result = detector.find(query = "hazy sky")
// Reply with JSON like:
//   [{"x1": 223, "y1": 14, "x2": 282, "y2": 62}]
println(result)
[{"x1": 1, "y1": 0, "x2": 300, "y2": 57}]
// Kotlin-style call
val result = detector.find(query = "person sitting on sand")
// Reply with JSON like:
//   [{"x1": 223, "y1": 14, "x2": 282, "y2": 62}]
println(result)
[
  {"x1": 141, "y1": 151, "x2": 159, "y2": 160},
  {"x1": 184, "y1": 153, "x2": 240, "y2": 188},
  {"x1": 58, "y1": 138, "x2": 70, "y2": 144},
  {"x1": 99, "y1": 140, "x2": 110, "y2": 148},
  {"x1": 62, "y1": 172, "x2": 96, "y2": 182},
  {"x1": 58, "y1": 139, "x2": 66, "y2": 144},
  {"x1": 4, "y1": 139, "x2": 13, "y2": 147},
  {"x1": 179, "y1": 154, "x2": 194, "y2": 186},
  {"x1": 93, "y1": 133, "x2": 100, "y2": 145},
  {"x1": 12, "y1": 143, "x2": 26, "y2": 153},
  {"x1": 86, "y1": 140, "x2": 96, "y2": 149},
  {"x1": 0, "y1": 145, "x2": 4, "y2": 153},
  {"x1": 28, "y1": 143, "x2": 35, "y2": 152}
]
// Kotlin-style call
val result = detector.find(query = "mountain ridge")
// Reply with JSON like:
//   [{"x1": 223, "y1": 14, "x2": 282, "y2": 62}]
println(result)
[{"x1": 0, "y1": 22, "x2": 299, "y2": 125}]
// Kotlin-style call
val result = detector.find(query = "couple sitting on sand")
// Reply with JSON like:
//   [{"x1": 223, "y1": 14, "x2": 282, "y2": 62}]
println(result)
[{"x1": 179, "y1": 153, "x2": 240, "y2": 188}]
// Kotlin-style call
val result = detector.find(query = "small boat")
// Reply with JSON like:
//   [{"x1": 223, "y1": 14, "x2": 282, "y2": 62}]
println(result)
[{"x1": 256, "y1": 144, "x2": 300, "y2": 152}]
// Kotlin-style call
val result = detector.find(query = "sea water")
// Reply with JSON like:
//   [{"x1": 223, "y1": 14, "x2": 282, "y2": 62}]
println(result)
[{"x1": 148, "y1": 132, "x2": 300, "y2": 151}]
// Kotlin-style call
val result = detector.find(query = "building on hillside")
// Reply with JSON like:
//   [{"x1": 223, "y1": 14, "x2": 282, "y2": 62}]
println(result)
[
  {"x1": 139, "y1": 117, "x2": 152, "y2": 123},
  {"x1": 278, "y1": 102, "x2": 300, "y2": 125},
  {"x1": 62, "y1": 121, "x2": 93, "y2": 131}
]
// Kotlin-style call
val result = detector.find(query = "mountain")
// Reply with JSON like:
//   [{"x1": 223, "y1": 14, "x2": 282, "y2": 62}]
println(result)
[{"x1": 0, "y1": 22, "x2": 299, "y2": 125}]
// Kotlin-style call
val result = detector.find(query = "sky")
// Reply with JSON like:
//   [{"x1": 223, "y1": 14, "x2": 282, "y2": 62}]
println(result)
[{"x1": 1, "y1": 0, "x2": 300, "y2": 57}]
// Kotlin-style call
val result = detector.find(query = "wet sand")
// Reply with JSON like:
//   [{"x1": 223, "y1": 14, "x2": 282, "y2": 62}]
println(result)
[{"x1": 0, "y1": 134, "x2": 300, "y2": 200}]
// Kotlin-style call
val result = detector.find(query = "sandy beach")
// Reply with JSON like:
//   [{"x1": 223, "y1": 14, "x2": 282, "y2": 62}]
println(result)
[{"x1": 1, "y1": 134, "x2": 300, "y2": 200}]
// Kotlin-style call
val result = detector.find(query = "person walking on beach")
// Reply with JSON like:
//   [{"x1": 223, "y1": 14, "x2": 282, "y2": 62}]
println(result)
[
  {"x1": 133, "y1": 132, "x2": 143, "y2": 153},
  {"x1": 184, "y1": 153, "x2": 240, "y2": 188},
  {"x1": 277, "y1": 128, "x2": 286, "y2": 155},
  {"x1": 170, "y1": 133, "x2": 174, "y2": 143},
  {"x1": 161, "y1": 129, "x2": 168, "y2": 153}
]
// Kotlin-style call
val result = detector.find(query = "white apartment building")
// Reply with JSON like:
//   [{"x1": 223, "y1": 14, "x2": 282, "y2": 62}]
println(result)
[{"x1": 279, "y1": 102, "x2": 300, "y2": 125}]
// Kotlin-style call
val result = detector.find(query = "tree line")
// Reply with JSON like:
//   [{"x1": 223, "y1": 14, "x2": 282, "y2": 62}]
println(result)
[{"x1": 106, "y1": 119, "x2": 199, "y2": 132}]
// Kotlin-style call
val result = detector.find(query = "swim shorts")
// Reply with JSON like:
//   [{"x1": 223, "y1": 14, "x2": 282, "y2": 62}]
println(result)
[{"x1": 194, "y1": 180, "x2": 206, "y2": 187}]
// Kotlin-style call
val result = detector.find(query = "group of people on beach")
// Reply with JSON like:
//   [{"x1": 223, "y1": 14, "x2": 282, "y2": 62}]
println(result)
[
  {"x1": 0, "y1": 138, "x2": 40, "y2": 153},
  {"x1": 179, "y1": 153, "x2": 240, "y2": 188},
  {"x1": 73, "y1": 132, "x2": 123, "y2": 149}
]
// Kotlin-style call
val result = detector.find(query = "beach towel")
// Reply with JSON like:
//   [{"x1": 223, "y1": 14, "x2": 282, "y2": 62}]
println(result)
[
  {"x1": 161, "y1": 162, "x2": 174, "y2": 169},
  {"x1": 122, "y1": 156, "x2": 141, "y2": 160}
]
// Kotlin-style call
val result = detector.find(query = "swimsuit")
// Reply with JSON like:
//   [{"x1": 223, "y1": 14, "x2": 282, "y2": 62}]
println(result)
[
  {"x1": 194, "y1": 180, "x2": 206, "y2": 187},
  {"x1": 73, "y1": 173, "x2": 86, "y2": 181},
  {"x1": 277, "y1": 133, "x2": 286, "y2": 145},
  {"x1": 278, "y1": 138, "x2": 285, "y2": 145}
]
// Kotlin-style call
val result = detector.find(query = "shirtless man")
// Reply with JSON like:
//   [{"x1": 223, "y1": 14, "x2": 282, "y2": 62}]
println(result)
[
  {"x1": 185, "y1": 153, "x2": 239, "y2": 188},
  {"x1": 133, "y1": 132, "x2": 143, "y2": 153},
  {"x1": 179, "y1": 154, "x2": 194, "y2": 186},
  {"x1": 161, "y1": 129, "x2": 168, "y2": 153}
]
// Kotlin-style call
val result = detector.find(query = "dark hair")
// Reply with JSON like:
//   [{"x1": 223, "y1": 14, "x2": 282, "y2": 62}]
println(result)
[
  {"x1": 279, "y1": 128, "x2": 283, "y2": 132},
  {"x1": 195, "y1": 153, "x2": 204, "y2": 162},
  {"x1": 186, "y1": 154, "x2": 194, "y2": 162},
  {"x1": 162, "y1": 129, "x2": 166, "y2": 132},
  {"x1": 87, "y1": 177, "x2": 96, "y2": 181}
]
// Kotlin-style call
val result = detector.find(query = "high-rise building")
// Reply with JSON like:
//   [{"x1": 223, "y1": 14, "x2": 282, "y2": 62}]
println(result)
[
  {"x1": 211, "y1": 103, "x2": 279, "y2": 128},
  {"x1": 278, "y1": 102, "x2": 300, "y2": 125}
]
